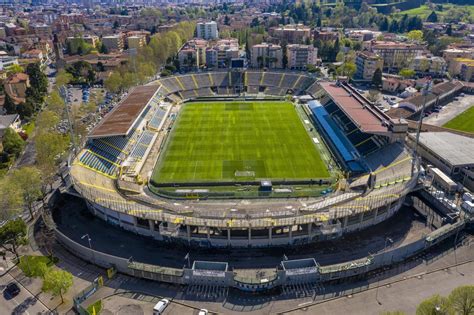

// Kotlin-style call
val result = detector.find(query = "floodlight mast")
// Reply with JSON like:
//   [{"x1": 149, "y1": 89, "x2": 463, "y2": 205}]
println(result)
[{"x1": 411, "y1": 78, "x2": 432, "y2": 176}]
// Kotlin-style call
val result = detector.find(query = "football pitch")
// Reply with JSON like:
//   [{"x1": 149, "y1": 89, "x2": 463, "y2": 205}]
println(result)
[
  {"x1": 152, "y1": 101, "x2": 330, "y2": 184},
  {"x1": 443, "y1": 106, "x2": 474, "y2": 133}
]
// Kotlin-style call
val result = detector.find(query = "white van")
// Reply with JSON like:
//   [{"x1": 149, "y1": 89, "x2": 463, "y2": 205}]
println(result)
[{"x1": 153, "y1": 299, "x2": 170, "y2": 315}]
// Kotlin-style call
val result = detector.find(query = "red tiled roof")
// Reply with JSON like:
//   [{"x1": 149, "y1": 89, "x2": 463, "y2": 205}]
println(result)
[{"x1": 88, "y1": 85, "x2": 159, "y2": 139}]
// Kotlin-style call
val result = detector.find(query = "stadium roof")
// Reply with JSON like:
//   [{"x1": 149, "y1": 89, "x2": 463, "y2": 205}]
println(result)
[
  {"x1": 88, "y1": 85, "x2": 159, "y2": 139},
  {"x1": 320, "y1": 82, "x2": 389, "y2": 134},
  {"x1": 415, "y1": 132, "x2": 474, "y2": 167}
]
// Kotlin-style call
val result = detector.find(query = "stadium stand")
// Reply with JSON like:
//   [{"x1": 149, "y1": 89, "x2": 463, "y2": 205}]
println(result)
[
  {"x1": 309, "y1": 101, "x2": 365, "y2": 173},
  {"x1": 247, "y1": 71, "x2": 262, "y2": 86},
  {"x1": 148, "y1": 107, "x2": 167, "y2": 131},
  {"x1": 129, "y1": 130, "x2": 156, "y2": 161},
  {"x1": 179, "y1": 75, "x2": 197, "y2": 90},
  {"x1": 79, "y1": 150, "x2": 118, "y2": 176}
]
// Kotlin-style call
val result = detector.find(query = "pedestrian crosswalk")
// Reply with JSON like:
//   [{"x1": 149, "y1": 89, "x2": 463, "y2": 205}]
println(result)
[
  {"x1": 281, "y1": 282, "x2": 324, "y2": 299},
  {"x1": 185, "y1": 285, "x2": 228, "y2": 301}
]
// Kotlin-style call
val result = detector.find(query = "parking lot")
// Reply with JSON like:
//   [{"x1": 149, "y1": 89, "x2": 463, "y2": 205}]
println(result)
[{"x1": 423, "y1": 93, "x2": 474, "y2": 126}]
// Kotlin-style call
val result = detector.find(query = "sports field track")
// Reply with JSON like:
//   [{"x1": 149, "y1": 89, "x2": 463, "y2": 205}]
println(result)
[{"x1": 152, "y1": 101, "x2": 329, "y2": 183}]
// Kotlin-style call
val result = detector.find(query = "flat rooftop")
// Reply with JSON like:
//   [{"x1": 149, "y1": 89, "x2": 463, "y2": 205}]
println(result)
[
  {"x1": 414, "y1": 132, "x2": 474, "y2": 166},
  {"x1": 89, "y1": 85, "x2": 159, "y2": 139},
  {"x1": 320, "y1": 82, "x2": 389, "y2": 134}
]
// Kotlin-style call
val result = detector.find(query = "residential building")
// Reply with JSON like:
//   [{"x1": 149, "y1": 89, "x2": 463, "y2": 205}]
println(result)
[
  {"x1": 30, "y1": 23, "x2": 52, "y2": 38},
  {"x1": 442, "y1": 48, "x2": 474, "y2": 66},
  {"x1": 448, "y1": 58, "x2": 474, "y2": 81},
  {"x1": 66, "y1": 35, "x2": 100, "y2": 49},
  {"x1": 21, "y1": 49, "x2": 47, "y2": 67},
  {"x1": 206, "y1": 39, "x2": 239, "y2": 68},
  {"x1": 196, "y1": 21, "x2": 218, "y2": 40},
  {"x1": 368, "y1": 41, "x2": 425, "y2": 71},
  {"x1": 410, "y1": 55, "x2": 447, "y2": 77},
  {"x1": 251, "y1": 43, "x2": 283, "y2": 69},
  {"x1": 4, "y1": 73, "x2": 30, "y2": 102},
  {"x1": 0, "y1": 114, "x2": 21, "y2": 138},
  {"x1": 102, "y1": 34, "x2": 124, "y2": 52},
  {"x1": 286, "y1": 44, "x2": 318, "y2": 70},
  {"x1": 178, "y1": 39, "x2": 208, "y2": 70},
  {"x1": 127, "y1": 35, "x2": 146, "y2": 51},
  {"x1": 269, "y1": 24, "x2": 311, "y2": 44},
  {"x1": 313, "y1": 30, "x2": 339, "y2": 41},
  {"x1": 0, "y1": 55, "x2": 19, "y2": 71},
  {"x1": 355, "y1": 51, "x2": 383, "y2": 81}
]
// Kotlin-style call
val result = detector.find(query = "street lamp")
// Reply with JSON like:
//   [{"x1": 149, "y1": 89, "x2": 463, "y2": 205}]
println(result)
[
  {"x1": 375, "y1": 237, "x2": 393, "y2": 305},
  {"x1": 453, "y1": 229, "x2": 464, "y2": 276},
  {"x1": 81, "y1": 233, "x2": 95, "y2": 264},
  {"x1": 411, "y1": 78, "x2": 433, "y2": 176}
]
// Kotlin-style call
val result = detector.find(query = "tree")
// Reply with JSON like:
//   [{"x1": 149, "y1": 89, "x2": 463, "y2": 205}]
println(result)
[
  {"x1": 336, "y1": 62, "x2": 356, "y2": 78},
  {"x1": 0, "y1": 176, "x2": 23, "y2": 221},
  {"x1": 336, "y1": 51, "x2": 345, "y2": 62},
  {"x1": 6, "y1": 64, "x2": 24, "y2": 76},
  {"x1": 35, "y1": 132, "x2": 69, "y2": 191},
  {"x1": 448, "y1": 285, "x2": 474, "y2": 315},
  {"x1": 11, "y1": 166, "x2": 43, "y2": 219},
  {"x1": 407, "y1": 30, "x2": 423, "y2": 42},
  {"x1": 372, "y1": 68, "x2": 383, "y2": 88},
  {"x1": 446, "y1": 24, "x2": 452, "y2": 37},
  {"x1": 55, "y1": 69, "x2": 73, "y2": 87},
  {"x1": 26, "y1": 63, "x2": 48, "y2": 98},
  {"x1": 2, "y1": 128, "x2": 24, "y2": 157},
  {"x1": 399, "y1": 68, "x2": 416, "y2": 79},
  {"x1": 42, "y1": 269, "x2": 73, "y2": 303},
  {"x1": 17, "y1": 99, "x2": 36, "y2": 120},
  {"x1": 366, "y1": 89, "x2": 381, "y2": 103},
  {"x1": 104, "y1": 71, "x2": 122, "y2": 93},
  {"x1": 0, "y1": 219, "x2": 27, "y2": 258},
  {"x1": 416, "y1": 294, "x2": 450, "y2": 315},
  {"x1": 426, "y1": 11, "x2": 438, "y2": 23},
  {"x1": 36, "y1": 110, "x2": 59, "y2": 131},
  {"x1": 3, "y1": 93, "x2": 17, "y2": 114}
]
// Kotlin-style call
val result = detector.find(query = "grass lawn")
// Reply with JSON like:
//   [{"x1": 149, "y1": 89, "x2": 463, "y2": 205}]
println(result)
[
  {"x1": 394, "y1": 4, "x2": 474, "y2": 20},
  {"x1": 443, "y1": 106, "x2": 474, "y2": 133},
  {"x1": 152, "y1": 101, "x2": 329, "y2": 183}
]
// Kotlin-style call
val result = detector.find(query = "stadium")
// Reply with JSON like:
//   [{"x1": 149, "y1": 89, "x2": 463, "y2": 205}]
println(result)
[{"x1": 68, "y1": 70, "x2": 417, "y2": 248}]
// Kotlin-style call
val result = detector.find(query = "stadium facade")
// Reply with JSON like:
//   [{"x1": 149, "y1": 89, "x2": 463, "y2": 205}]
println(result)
[{"x1": 69, "y1": 70, "x2": 418, "y2": 248}]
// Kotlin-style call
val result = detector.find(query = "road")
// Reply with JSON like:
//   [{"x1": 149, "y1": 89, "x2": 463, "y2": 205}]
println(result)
[
  {"x1": 0, "y1": 272, "x2": 49, "y2": 315},
  {"x1": 286, "y1": 260, "x2": 474, "y2": 315}
]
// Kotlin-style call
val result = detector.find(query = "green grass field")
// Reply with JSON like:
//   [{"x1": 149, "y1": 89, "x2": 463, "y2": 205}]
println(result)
[
  {"x1": 443, "y1": 106, "x2": 474, "y2": 133},
  {"x1": 152, "y1": 101, "x2": 329, "y2": 184},
  {"x1": 393, "y1": 4, "x2": 474, "y2": 21}
]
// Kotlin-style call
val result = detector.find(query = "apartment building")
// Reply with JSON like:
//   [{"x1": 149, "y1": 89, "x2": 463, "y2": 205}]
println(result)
[
  {"x1": 269, "y1": 24, "x2": 311, "y2": 44},
  {"x1": 127, "y1": 35, "x2": 146, "y2": 51},
  {"x1": 251, "y1": 43, "x2": 283, "y2": 69},
  {"x1": 368, "y1": 41, "x2": 425, "y2": 71},
  {"x1": 447, "y1": 58, "x2": 474, "y2": 81},
  {"x1": 0, "y1": 54, "x2": 19, "y2": 71},
  {"x1": 355, "y1": 51, "x2": 383, "y2": 81},
  {"x1": 410, "y1": 55, "x2": 447, "y2": 77},
  {"x1": 443, "y1": 48, "x2": 474, "y2": 69},
  {"x1": 102, "y1": 34, "x2": 124, "y2": 52},
  {"x1": 196, "y1": 21, "x2": 218, "y2": 40},
  {"x1": 178, "y1": 39, "x2": 208, "y2": 70},
  {"x1": 206, "y1": 39, "x2": 239, "y2": 69},
  {"x1": 286, "y1": 44, "x2": 318, "y2": 70}
]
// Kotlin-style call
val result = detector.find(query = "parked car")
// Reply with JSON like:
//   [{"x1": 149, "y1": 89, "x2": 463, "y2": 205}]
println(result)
[
  {"x1": 153, "y1": 299, "x2": 170, "y2": 314},
  {"x1": 3, "y1": 282, "x2": 20, "y2": 299}
]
